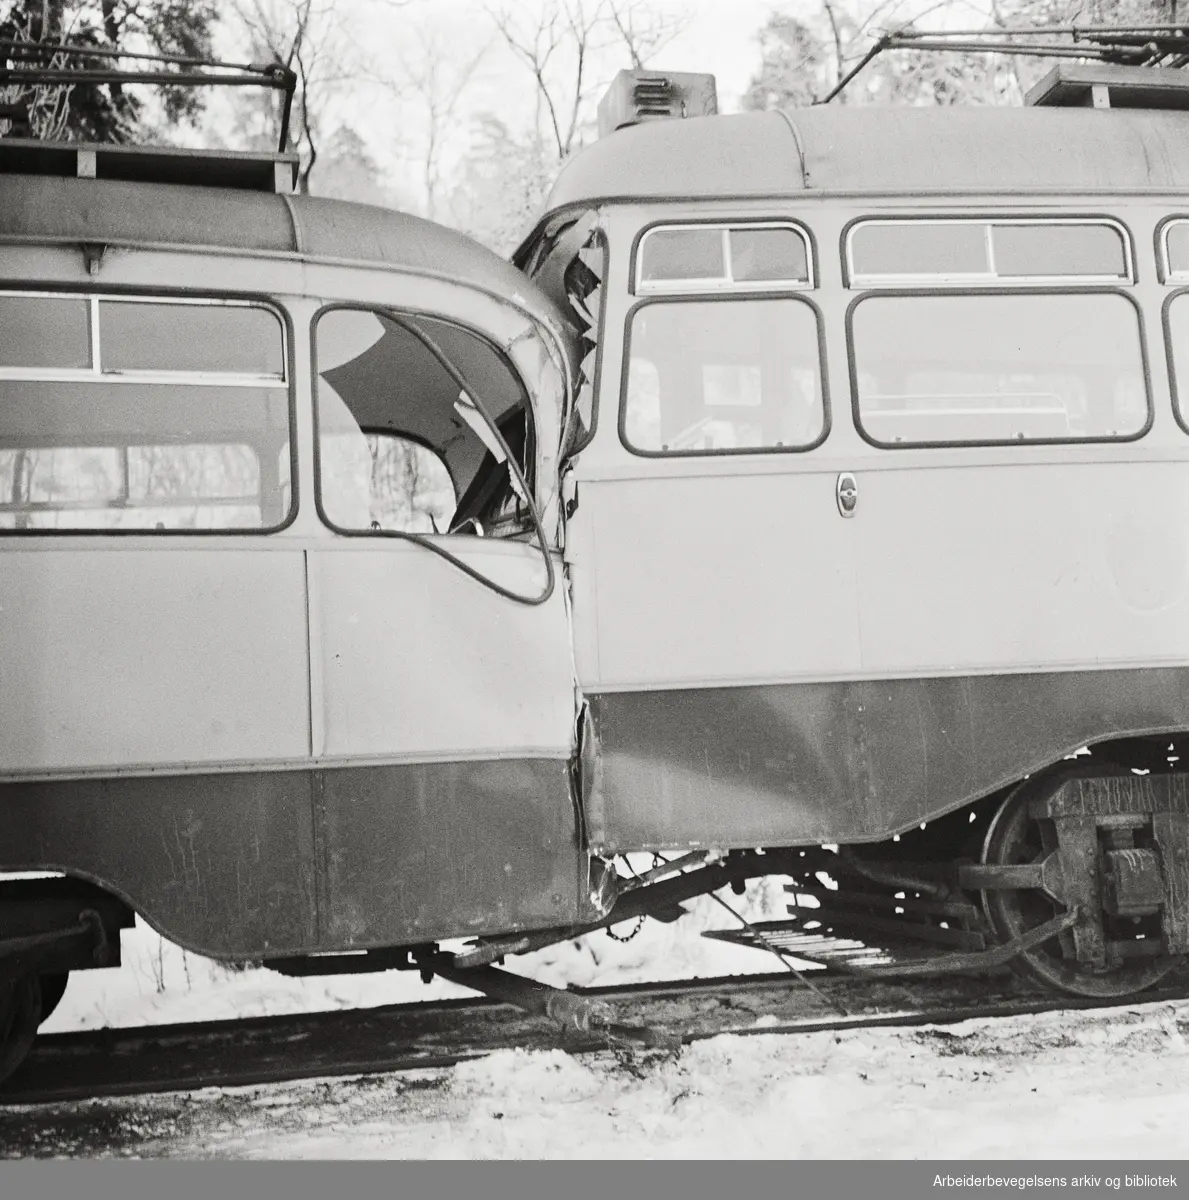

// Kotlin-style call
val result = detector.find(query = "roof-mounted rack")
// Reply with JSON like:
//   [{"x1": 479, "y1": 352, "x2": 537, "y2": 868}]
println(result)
[
  {"x1": 0, "y1": 37, "x2": 297, "y2": 152},
  {"x1": 821, "y1": 24, "x2": 1189, "y2": 105},
  {"x1": 0, "y1": 136, "x2": 298, "y2": 193}
]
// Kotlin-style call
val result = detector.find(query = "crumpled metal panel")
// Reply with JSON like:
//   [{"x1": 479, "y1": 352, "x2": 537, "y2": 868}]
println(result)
[{"x1": 588, "y1": 666, "x2": 1189, "y2": 852}]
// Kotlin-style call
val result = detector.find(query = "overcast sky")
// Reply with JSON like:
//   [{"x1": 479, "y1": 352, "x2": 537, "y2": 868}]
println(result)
[{"x1": 252, "y1": 0, "x2": 785, "y2": 208}]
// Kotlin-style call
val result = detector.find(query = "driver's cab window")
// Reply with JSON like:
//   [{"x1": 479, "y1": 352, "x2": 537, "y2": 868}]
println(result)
[{"x1": 314, "y1": 307, "x2": 535, "y2": 537}]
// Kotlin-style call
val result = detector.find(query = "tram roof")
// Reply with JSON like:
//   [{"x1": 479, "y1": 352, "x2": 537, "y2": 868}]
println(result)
[
  {"x1": 0, "y1": 171, "x2": 558, "y2": 320},
  {"x1": 542, "y1": 105, "x2": 1189, "y2": 210}
]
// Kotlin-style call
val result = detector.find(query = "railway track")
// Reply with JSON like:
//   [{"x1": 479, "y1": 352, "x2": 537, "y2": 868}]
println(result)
[{"x1": 3, "y1": 965, "x2": 1189, "y2": 1106}]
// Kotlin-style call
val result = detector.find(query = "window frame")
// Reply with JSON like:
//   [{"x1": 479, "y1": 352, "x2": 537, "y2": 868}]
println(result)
[
  {"x1": 632, "y1": 218, "x2": 816, "y2": 296},
  {"x1": 617, "y1": 291, "x2": 832, "y2": 459},
  {"x1": 842, "y1": 216, "x2": 1136, "y2": 289},
  {"x1": 1157, "y1": 216, "x2": 1189, "y2": 284},
  {"x1": 310, "y1": 301, "x2": 539, "y2": 542},
  {"x1": 0, "y1": 290, "x2": 288, "y2": 385},
  {"x1": 1160, "y1": 287, "x2": 1189, "y2": 437},
  {"x1": 845, "y1": 285, "x2": 1154, "y2": 450},
  {"x1": 0, "y1": 283, "x2": 297, "y2": 536}
]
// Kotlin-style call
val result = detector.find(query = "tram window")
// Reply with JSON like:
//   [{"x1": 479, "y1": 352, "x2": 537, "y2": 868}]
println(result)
[
  {"x1": 641, "y1": 228, "x2": 725, "y2": 284},
  {"x1": 994, "y1": 224, "x2": 1126, "y2": 279},
  {"x1": 622, "y1": 298, "x2": 825, "y2": 455},
  {"x1": 314, "y1": 307, "x2": 534, "y2": 537},
  {"x1": 0, "y1": 443, "x2": 265, "y2": 530},
  {"x1": 850, "y1": 223, "x2": 987, "y2": 279},
  {"x1": 637, "y1": 223, "x2": 812, "y2": 292},
  {"x1": 851, "y1": 293, "x2": 1149, "y2": 445},
  {"x1": 848, "y1": 220, "x2": 1131, "y2": 284},
  {"x1": 1161, "y1": 293, "x2": 1189, "y2": 426},
  {"x1": 99, "y1": 301, "x2": 284, "y2": 377},
  {"x1": 0, "y1": 295, "x2": 91, "y2": 369},
  {"x1": 321, "y1": 433, "x2": 455, "y2": 535},
  {"x1": 730, "y1": 227, "x2": 810, "y2": 282},
  {"x1": 1163, "y1": 221, "x2": 1189, "y2": 279},
  {"x1": 0, "y1": 293, "x2": 292, "y2": 532}
]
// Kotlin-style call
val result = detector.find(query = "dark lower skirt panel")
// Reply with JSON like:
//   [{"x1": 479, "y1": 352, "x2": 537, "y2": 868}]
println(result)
[
  {"x1": 0, "y1": 758, "x2": 582, "y2": 960},
  {"x1": 587, "y1": 666, "x2": 1189, "y2": 853}
]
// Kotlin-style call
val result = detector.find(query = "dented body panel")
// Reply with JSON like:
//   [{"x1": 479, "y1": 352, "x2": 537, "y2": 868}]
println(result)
[{"x1": 585, "y1": 667, "x2": 1189, "y2": 852}]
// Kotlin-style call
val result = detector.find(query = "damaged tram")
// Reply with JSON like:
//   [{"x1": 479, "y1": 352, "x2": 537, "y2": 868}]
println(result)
[{"x1": 6, "y1": 40, "x2": 1189, "y2": 1081}]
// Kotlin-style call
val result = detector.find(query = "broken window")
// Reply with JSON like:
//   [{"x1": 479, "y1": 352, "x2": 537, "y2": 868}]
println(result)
[
  {"x1": 521, "y1": 211, "x2": 606, "y2": 455},
  {"x1": 313, "y1": 306, "x2": 536, "y2": 538}
]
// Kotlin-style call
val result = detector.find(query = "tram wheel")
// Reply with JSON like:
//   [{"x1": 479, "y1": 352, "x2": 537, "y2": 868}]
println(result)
[
  {"x1": 0, "y1": 975, "x2": 41, "y2": 1087},
  {"x1": 980, "y1": 766, "x2": 1180, "y2": 999},
  {"x1": 38, "y1": 972, "x2": 68, "y2": 1025}
]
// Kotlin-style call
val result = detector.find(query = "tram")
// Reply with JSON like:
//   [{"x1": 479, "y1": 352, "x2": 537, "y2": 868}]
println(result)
[{"x1": 4, "y1": 27, "x2": 1189, "y2": 1083}]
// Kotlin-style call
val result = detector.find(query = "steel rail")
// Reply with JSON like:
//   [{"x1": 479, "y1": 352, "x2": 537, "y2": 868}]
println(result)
[{"x1": 3, "y1": 967, "x2": 1187, "y2": 1108}]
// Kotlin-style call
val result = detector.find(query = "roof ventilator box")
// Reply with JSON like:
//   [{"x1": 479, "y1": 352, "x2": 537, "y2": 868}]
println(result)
[{"x1": 597, "y1": 69, "x2": 718, "y2": 139}]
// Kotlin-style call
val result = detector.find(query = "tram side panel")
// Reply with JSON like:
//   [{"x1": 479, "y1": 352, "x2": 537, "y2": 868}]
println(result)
[
  {"x1": 563, "y1": 202, "x2": 1189, "y2": 853},
  {"x1": 0, "y1": 270, "x2": 591, "y2": 960},
  {"x1": 309, "y1": 540, "x2": 582, "y2": 946}
]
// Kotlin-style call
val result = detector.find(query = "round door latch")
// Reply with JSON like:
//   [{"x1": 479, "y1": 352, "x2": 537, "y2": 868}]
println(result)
[{"x1": 836, "y1": 472, "x2": 858, "y2": 518}]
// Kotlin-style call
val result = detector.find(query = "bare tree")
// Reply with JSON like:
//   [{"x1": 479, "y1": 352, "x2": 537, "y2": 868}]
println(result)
[
  {"x1": 450, "y1": 112, "x2": 557, "y2": 254},
  {"x1": 229, "y1": 0, "x2": 346, "y2": 190},
  {"x1": 367, "y1": 21, "x2": 488, "y2": 220},
  {"x1": 0, "y1": 13, "x2": 74, "y2": 139},
  {"x1": 745, "y1": 0, "x2": 1010, "y2": 109},
  {"x1": 487, "y1": 0, "x2": 687, "y2": 161},
  {"x1": 605, "y1": 0, "x2": 687, "y2": 69}
]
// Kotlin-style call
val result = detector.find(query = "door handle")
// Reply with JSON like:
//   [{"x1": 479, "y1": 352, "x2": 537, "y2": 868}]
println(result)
[{"x1": 836, "y1": 472, "x2": 858, "y2": 518}]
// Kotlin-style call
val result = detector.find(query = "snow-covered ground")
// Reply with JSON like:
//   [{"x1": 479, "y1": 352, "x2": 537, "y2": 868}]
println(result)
[
  {"x1": 13, "y1": 998, "x2": 1189, "y2": 1158},
  {"x1": 16, "y1": 876, "x2": 1189, "y2": 1160},
  {"x1": 40, "y1": 877, "x2": 791, "y2": 1034}
]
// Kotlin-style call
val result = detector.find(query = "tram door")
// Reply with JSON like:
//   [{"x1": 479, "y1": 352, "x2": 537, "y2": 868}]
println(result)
[
  {"x1": 562, "y1": 219, "x2": 864, "y2": 849},
  {"x1": 305, "y1": 303, "x2": 582, "y2": 946},
  {"x1": 843, "y1": 216, "x2": 1189, "y2": 678}
]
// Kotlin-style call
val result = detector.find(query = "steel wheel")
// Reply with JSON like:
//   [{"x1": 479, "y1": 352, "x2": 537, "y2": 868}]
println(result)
[
  {"x1": 0, "y1": 975, "x2": 41, "y2": 1087},
  {"x1": 981, "y1": 766, "x2": 1180, "y2": 999}
]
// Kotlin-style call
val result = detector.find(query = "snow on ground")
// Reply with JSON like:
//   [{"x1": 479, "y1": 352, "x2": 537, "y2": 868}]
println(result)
[
  {"x1": 12, "y1": 998, "x2": 1189, "y2": 1158},
  {"x1": 40, "y1": 876, "x2": 791, "y2": 1034},
  {"x1": 25, "y1": 873, "x2": 1189, "y2": 1160}
]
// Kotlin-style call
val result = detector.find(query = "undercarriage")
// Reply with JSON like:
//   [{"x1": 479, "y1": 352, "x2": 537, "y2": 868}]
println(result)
[{"x1": 4, "y1": 753, "x2": 1189, "y2": 1082}]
